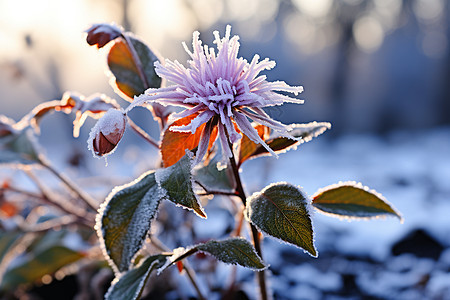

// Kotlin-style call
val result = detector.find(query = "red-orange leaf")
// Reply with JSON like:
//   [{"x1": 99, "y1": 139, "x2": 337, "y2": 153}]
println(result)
[
  {"x1": 107, "y1": 36, "x2": 162, "y2": 101},
  {"x1": 238, "y1": 124, "x2": 270, "y2": 165},
  {"x1": 161, "y1": 115, "x2": 218, "y2": 167},
  {"x1": 0, "y1": 201, "x2": 18, "y2": 218}
]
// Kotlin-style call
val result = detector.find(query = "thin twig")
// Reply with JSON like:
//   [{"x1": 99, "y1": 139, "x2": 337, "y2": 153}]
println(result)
[
  {"x1": 39, "y1": 157, "x2": 98, "y2": 211},
  {"x1": 225, "y1": 132, "x2": 269, "y2": 300},
  {"x1": 149, "y1": 236, "x2": 206, "y2": 300},
  {"x1": 23, "y1": 169, "x2": 95, "y2": 226},
  {"x1": 127, "y1": 117, "x2": 159, "y2": 149},
  {"x1": 21, "y1": 215, "x2": 90, "y2": 232},
  {"x1": 195, "y1": 180, "x2": 238, "y2": 197}
]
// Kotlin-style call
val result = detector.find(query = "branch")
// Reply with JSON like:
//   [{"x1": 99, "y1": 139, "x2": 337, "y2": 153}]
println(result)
[
  {"x1": 38, "y1": 157, "x2": 98, "y2": 211},
  {"x1": 225, "y1": 132, "x2": 269, "y2": 300},
  {"x1": 23, "y1": 169, "x2": 95, "y2": 226},
  {"x1": 194, "y1": 180, "x2": 238, "y2": 197},
  {"x1": 127, "y1": 116, "x2": 159, "y2": 149}
]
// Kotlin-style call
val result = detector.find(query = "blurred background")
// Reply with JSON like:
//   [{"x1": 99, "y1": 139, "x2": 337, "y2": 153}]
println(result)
[
  {"x1": 1, "y1": 1, "x2": 450, "y2": 299},
  {"x1": 1, "y1": 0, "x2": 449, "y2": 136}
]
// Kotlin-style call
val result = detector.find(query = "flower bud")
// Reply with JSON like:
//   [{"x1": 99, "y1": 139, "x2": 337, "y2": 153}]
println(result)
[
  {"x1": 88, "y1": 108, "x2": 126, "y2": 157},
  {"x1": 85, "y1": 23, "x2": 123, "y2": 49}
]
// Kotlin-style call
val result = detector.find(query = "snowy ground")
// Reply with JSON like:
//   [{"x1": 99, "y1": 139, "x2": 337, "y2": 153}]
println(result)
[
  {"x1": 2, "y1": 126, "x2": 450, "y2": 299},
  {"x1": 194, "y1": 127, "x2": 450, "y2": 299}
]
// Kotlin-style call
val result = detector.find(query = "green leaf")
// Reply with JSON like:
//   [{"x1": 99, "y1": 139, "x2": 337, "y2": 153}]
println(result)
[
  {"x1": 107, "y1": 36, "x2": 161, "y2": 100},
  {"x1": 106, "y1": 255, "x2": 167, "y2": 300},
  {"x1": 156, "y1": 151, "x2": 206, "y2": 218},
  {"x1": 97, "y1": 171, "x2": 163, "y2": 273},
  {"x1": 312, "y1": 182, "x2": 403, "y2": 220},
  {"x1": 0, "y1": 245, "x2": 84, "y2": 291},
  {"x1": 0, "y1": 232, "x2": 22, "y2": 265},
  {"x1": 160, "y1": 238, "x2": 266, "y2": 273},
  {"x1": 245, "y1": 183, "x2": 317, "y2": 257},
  {"x1": 0, "y1": 129, "x2": 41, "y2": 165},
  {"x1": 197, "y1": 238, "x2": 267, "y2": 270},
  {"x1": 241, "y1": 122, "x2": 331, "y2": 164},
  {"x1": 194, "y1": 153, "x2": 235, "y2": 193}
]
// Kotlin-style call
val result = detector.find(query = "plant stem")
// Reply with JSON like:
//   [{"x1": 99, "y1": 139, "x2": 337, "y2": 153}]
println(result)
[
  {"x1": 149, "y1": 236, "x2": 206, "y2": 300},
  {"x1": 127, "y1": 117, "x2": 159, "y2": 149},
  {"x1": 226, "y1": 139, "x2": 268, "y2": 300},
  {"x1": 39, "y1": 158, "x2": 98, "y2": 211},
  {"x1": 195, "y1": 180, "x2": 238, "y2": 197}
]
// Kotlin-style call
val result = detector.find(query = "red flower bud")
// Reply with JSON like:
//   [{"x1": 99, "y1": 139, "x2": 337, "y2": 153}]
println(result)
[
  {"x1": 88, "y1": 109, "x2": 126, "y2": 157},
  {"x1": 85, "y1": 23, "x2": 123, "y2": 49}
]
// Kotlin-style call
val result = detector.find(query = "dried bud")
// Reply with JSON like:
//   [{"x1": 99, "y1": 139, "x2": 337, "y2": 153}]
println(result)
[
  {"x1": 0, "y1": 115, "x2": 16, "y2": 138},
  {"x1": 88, "y1": 108, "x2": 126, "y2": 157},
  {"x1": 85, "y1": 23, "x2": 123, "y2": 48}
]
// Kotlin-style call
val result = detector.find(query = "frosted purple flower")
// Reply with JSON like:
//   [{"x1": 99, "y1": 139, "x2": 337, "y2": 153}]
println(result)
[{"x1": 129, "y1": 25, "x2": 304, "y2": 162}]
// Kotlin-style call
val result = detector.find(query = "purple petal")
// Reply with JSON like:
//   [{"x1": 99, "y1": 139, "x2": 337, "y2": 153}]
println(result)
[
  {"x1": 218, "y1": 122, "x2": 233, "y2": 158},
  {"x1": 233, "y1": 111, "x2": 278, "y2": 157},
  {"x1": 195, "y1": 118, "x2": 216, "y2": 164}
]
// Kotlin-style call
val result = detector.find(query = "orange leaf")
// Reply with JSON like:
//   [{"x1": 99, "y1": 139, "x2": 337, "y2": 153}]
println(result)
[
  {"x1": 107, "y1": 36, "x2": 162, "y2": 102},
  {"x1": 238, "y1": 124, "x2": 270, "y2": 165},
  {"x1": 0, "y1": 201, "x2": 18, "y2": 218},
  {"x1": 161, "y1": 114, "x2": 218, "y2": 167},
  {"x1": 107, "y1": 40, "x2": 141, "y2": 101}
]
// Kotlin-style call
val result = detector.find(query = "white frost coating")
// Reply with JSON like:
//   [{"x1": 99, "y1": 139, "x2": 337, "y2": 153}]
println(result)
[
  {"x1": 155, "y1": 150, "x2": 206, "y2": 218},
  {"x1": 95, "y1": 171, "x2": 163, "y2": 275},
  {"x1": 157, "y1": 247, "x2": 187, "y2": 275},
  {"x1": 105, "y1": 259, "x2": 160, "y2": 299},
  {"x1": 87, "y1": 108, "x2": 126, "y2": 159},
  {"x1": 244, "y1": 181, "x2": 318, "y2": 258},
  {"x1": 158, "y1": 238, "x2": 268, "y2": 274},
  {"x1": 312, "y1": 181, "x2": 404, "y2": 222}
]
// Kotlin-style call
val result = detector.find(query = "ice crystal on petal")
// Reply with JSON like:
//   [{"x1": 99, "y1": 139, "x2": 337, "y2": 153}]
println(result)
[{"x1": 129, "y1": 25, "x2": 304, "y2": 163}]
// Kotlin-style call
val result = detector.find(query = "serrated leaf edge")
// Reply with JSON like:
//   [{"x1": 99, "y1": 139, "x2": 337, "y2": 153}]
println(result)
[
  {"x1": 312, "y1": 181, "x2": 403, "y2": 222},
  {"x1": 105, "y1": 256, "x2": 166, "y2": 300},
  {"x1": 157, "y1": 238, "x2": 268, "y2": 274},
  {"x1": 95, "y1": 170, "x2": 158, "y2": 275},
  {"x1": 155, "y1": 150, "x2": 206, "y2": 218}
]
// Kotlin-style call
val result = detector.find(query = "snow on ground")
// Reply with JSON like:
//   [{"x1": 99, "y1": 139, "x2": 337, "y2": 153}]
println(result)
[
  {"x1": 2, "y1": 126, "x2": 449, "y2": 299},
  {"x1": 235, "y1": 127, "x2": 450, "y2": 299}
]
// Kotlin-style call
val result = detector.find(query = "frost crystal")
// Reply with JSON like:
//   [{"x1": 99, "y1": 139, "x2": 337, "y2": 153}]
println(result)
[
  {"x1": 87, "y1": 108, "x2": 126, "y2": 158},
  {"x1": 129, "y1": 25, "x2": 304, "y2": 163}
]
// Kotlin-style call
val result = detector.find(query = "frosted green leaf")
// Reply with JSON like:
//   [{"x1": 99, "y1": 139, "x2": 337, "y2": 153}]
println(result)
[
  {"x1": 97, "y1": 171, "x2": 164, "y2": 273},
  {"x1": 197, "y1": 238, "x2": 266, "y2": 270},
  {"x1": 312, "y1": 182, "x2": 403, "y2": 221},
  {"x1": 156, "y1": 151, "x2": 206, "y2": 218},
  {"x1": 245, "y1": 183, "x2": 317, "y2": 257},
  {"x1": 159, "y1": 238, "x2": 266, "y2": 273},
  {"x1": 194, "y1": 152, "x2": 235, "y2": 193},
  {"x1": 105, "y1": 255, "x2": 167, "y2": 300},
  {"x1": 0, "y1": 129, "x2": 41, "y2": 165}
]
